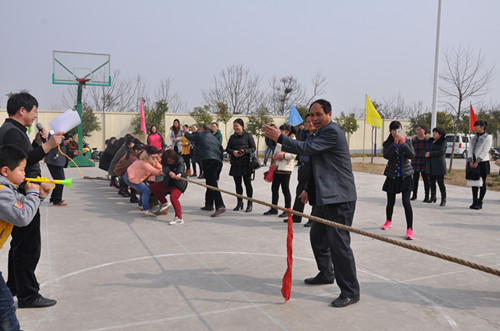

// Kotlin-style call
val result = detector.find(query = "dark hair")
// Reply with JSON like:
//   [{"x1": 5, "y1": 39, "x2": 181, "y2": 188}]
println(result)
[
  {"x1": 203, "y1": 124, "x2": 211, "y2": 131},
  {"x1": 171, "y1": 119, "x2": 181, "y2": 135},
  {"x1": 279, "y1": 123, "x2": 293, "y2": 136},
  {"x1": 212, "y1": 122, "x2": 219, "y2": 128},
  {"x1": 432, "y1": 127, "x2": 446, "y2": 136},
  {"x1": 150, "y1": 125, "x2": 157, "y2": 134},
  {"x1": 125, "y1": 135, "x2": 135, "y2": 147},
  {"x1": 309, "y1": 99, "x2": 332, "y2": 114},
  {"x1": 6, "y1": 91, "x2": 39, "y2": 116},
  {"x1": 305, "y1": 114, "x2": 310, "y2": 119},
  {"x1": 0, "y1": 145, "x2": 27, "y2": 170},
  {"x1": 383, "y1": 121, "x2": 402, "y2": 146},
  {"x1": 126, "y1": 142, "x2": 145, "y2": 160},
  {"x1": 145, "y1": 145, "x2": 159, "y2": 155},
  {"x1": 417, "y1": 124, "x2": 427, "y2": 133},
  {"x1": 233, "y1": 118, "x2": 244, "y2": 129},
  {"x1": 161, "y1": 149, "x2": 179, "y2": 166},
  {"x1": 474, "y1": 120, "x2": 487, "y2": 130}
]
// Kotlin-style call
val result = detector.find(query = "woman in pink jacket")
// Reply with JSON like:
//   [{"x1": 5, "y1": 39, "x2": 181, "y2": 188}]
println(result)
[{"x1": 124, "y1": 146, "x2": 163, "y2": 217}]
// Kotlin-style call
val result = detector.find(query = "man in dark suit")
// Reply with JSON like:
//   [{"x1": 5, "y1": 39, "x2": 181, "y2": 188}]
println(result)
[{"x1": 262, "y1": 99, "x2": 360, "y2": 308}]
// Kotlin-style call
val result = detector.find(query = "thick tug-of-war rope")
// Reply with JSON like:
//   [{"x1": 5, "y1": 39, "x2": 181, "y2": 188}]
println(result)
[{"x1": 175, "y1": 176, "x2": 500, "y2": 278}]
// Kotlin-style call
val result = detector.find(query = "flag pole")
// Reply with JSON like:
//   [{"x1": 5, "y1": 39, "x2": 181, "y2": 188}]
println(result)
[
  {"x1": 371, "y1": 126, "x2": 374, "y2": 164},
  {"x1": 374, "y1": 127, "x2": 377, "y2": 157},
  {"x1": 362, "y1": 96, "x2": 367, "y2": 169}
]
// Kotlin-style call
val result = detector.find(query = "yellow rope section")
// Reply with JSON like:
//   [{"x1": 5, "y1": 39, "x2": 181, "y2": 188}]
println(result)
[
  {"x1": 177, "y1": 176, "x2": 500, "y2": 278},
  {"x1": 58, "y1": 145, "x2": 82, "y2": 175}
]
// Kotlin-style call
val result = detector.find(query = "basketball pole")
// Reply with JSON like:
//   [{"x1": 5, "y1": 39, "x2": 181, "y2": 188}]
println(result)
[{"x1": 70, "y1": 81, "x2": 95, "y2": 167}]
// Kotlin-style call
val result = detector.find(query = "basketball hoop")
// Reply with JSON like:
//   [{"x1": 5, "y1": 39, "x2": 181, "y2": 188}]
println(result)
[{"x1": 76, "y1": 78, "x2": 91, "y2": 87}]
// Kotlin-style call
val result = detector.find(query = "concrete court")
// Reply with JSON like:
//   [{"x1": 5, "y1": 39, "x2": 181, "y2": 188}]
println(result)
[{"x1": 1, "y1": 161, "x2": 499, "y2": 331}]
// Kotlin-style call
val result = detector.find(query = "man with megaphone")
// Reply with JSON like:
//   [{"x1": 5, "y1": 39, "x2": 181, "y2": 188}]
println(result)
[{"x1": 0, "y1": 91, "x2": 64, "y2": 308}]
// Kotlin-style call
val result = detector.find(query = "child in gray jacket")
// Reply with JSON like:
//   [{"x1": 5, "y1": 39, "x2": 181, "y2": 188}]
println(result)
[{"x1": 0, "y1": 145, "x2": 49, "y2": 330}]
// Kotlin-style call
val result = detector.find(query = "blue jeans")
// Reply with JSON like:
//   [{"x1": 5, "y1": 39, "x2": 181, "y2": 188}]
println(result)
[
  {"x1": 0, "y1": 272, "x2": 20, "y2": 331},
  {"x1": 124, "y1": 173, "x2": 151, "y2": 211},
  {"x1": 263, "y1": 147, "x2": 275, "y2": 166}
]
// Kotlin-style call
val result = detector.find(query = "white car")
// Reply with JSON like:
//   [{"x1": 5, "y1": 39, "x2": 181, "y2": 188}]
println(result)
[{"x1": 445, "y1": 133, "x2": 470, "y2": 158}]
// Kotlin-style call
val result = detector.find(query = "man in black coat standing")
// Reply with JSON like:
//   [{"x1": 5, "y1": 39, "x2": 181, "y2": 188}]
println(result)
[
  {"x1": 0, "y1": 91, "x2": 64, "y2": 308},
  {"x1": 262, "y1": 99, "x2": 360, "y2": 308},
  {"x1": 184, "y1": 124, "x2": 226, "y2": 217}
]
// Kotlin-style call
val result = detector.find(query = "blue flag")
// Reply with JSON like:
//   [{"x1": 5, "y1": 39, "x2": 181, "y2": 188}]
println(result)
[{"x1": 288, "y1": 104, "x2": 303, "y2": 127}]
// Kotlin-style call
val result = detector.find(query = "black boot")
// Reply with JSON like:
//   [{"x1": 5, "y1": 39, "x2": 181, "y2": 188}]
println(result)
[
  {"x1": 233, "y1": 198, "x2": 243, "y2": 211},
  {"x1": 425, "y1": 196, "x2": 436, "y2": 203},
  {"x1": 440, "y1": 197, "x2": 446, "y2": 206},
  {"x1": 410, "y1": 192, "x2": 417, "y2": 201},
  {"x1": 245, "y1": 201, "x2": 253, "y2": 213},
  {"x1": 422, "y1": 195, "x2": 430, "y2": 203}
]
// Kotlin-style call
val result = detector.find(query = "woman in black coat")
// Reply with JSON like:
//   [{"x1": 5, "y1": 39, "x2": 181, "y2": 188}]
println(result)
[
  {"x1": 225, "y1": 118, "x2": 256, "y2": 212},
  {"x1": 425, "y1": 127, "x2": 447, "y2": 206},
  {"x1": 381, "y1": 121, "x2": 416, "y2": 240}
]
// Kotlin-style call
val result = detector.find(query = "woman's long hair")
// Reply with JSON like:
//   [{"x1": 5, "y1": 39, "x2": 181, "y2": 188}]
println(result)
[
  {"x1": 140, "y1": 145, "x2": 159, "y2": 166},
  {"x1": 383, "y1": 121, "x2": 402, "y2": 147},
  {"x1": 170, "y1": 119, "x2": 181, "y2": 136}
]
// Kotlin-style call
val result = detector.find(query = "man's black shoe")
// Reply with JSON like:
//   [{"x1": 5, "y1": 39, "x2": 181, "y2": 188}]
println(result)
[
  {"x1": 304, "y1": 273, "x2": 334, "y2": 285},
  {"x1": 263, "y1": 209, "x2": 278, "y2": 216},
  {"x1": 278, "y1": 211, "x2": 288, "y2": 217},
  {"x1": 201, "y1": 206, "x2": 214, "y2": 211},
  {"x1": 330, "y1": 295, "x2": 360, "y2": 308},
  {"x1": 283, "y1": 218, "x2": 301, "y2": 223},
  {"x1": 18, "y1": 295, "x2": 57, "y2": 309}
]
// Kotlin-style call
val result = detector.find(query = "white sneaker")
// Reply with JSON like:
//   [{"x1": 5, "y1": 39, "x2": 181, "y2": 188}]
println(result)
[
  {"x1": 156, "y1": 202, "x2": 172, "y2": 215},
  {"x1": 169, "y1": 217, "x2": 184, "y2": 225},
  {"x1": 142, "y1": 210, "x2": 157, "y2": 217}
]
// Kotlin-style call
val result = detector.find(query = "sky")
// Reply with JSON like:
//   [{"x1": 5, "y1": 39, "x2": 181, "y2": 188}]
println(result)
[{"x1": 1, "y1": 0, "x2": 499, "y2": 116}]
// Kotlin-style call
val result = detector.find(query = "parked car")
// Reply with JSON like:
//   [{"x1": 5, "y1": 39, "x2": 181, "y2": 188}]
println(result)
[{"x1": 445, "y1": 133, "x2": 470, "y2": 158}]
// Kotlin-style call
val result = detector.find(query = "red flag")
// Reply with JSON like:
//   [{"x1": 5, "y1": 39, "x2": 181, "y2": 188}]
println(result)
[
  {"x1": 281, "y1": 209, "x2": 293, "y2": 302},
  {"x1": 140, "y1": 98, "x2": 147, "y2": 135},
  {"x1": 470, "y1": 104, "x2": 477, "y2": 132}
]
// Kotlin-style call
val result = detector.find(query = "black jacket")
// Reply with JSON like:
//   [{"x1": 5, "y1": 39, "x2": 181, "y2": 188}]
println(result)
[
  {"x1": 162, "y1": 157, "x2": 188, "y2": 193},
  {"x1": 0, "y1": 119, "x2": 45, "y2": 178},
  {"x1": 184, "y1": 131, "x2": 223, "y2": 163},
  {"x1": 383, "y1": 138, "x2": 415, "y2": 178},
  {"x1": 425, "y1": 135, "x2": 447, "y2": 176},
  {"x1": 226, "y1": 131, "x2": 256, "y2": 167}
]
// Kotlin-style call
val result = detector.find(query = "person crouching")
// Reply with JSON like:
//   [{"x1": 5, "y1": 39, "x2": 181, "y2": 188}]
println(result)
[{"x1": 150, "y1": 149, "x2": 187, "y2": 225}]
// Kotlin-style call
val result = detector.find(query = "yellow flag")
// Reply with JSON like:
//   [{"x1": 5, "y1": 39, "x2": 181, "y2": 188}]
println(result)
[{"x1": 366, "y1": 94, "x2": 382, "y2": 128}]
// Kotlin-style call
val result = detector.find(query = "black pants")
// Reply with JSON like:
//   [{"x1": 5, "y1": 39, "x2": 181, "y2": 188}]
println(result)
[
  {"x1": 233, "y1": 175, "x2": 253, "y2": 198},
  {"x1": 203, "y1": 160, "x2": 225, "y2": 209},
  {"x1": 429, "y1": 175, "x2": 446, "y2": 199},
  {"x1": 386, "y1": 191, "x2": 413, "y2": 229},
  {"x1": 7, "y1": 210, "x2": 41, "y2": 301},
  {"x1": 182, "y1": 154, "x2": 191, "y2": 171},
  {"x1": 412, "y1": 171, "x2": 429, "y2": 198},
  {"x1": 310, "y1": 201, "x2": 359, "y2": 298},
  {"x1": 472, "y1": 161, "x2": 490, "y2": 202},
  {"x1": 47, "y1": 164, "x2": 66, "y2": 204},
  {"x1": 292, "y1": 164, "x2": 310, "y2": 222},
  {"x1": 271, "y1": 172, "x2": 291, "y2": 211}
]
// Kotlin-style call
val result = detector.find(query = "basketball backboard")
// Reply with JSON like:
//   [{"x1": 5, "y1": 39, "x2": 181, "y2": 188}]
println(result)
[{"x1": 52, "y1": 50, "x2": 111, "y2": 86}]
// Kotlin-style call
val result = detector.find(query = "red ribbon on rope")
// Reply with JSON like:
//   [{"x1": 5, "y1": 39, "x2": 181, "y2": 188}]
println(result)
[{"x1": 281, "y1": 208, "x2": 294, "y2": 302}]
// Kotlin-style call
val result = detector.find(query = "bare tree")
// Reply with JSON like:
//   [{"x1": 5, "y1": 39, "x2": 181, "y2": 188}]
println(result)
[
  {"x1": 154, "y1": 78, "x2": 186, "y2": 113},
  {"x1": 304, "y1": 72, "x2": 328, "y2": 106},
  {"x1": 439, "y1": 46, "x2": 494, "y2": 172},
  {"x1": 202, "y1": 64, "x2": 264, "y2": 114},
  {"x1": 379, "y1": 94, "x2": 427, "y2": 119},
  {"x1": 268, "y1": 75, "x2": 305, "y2": 115}
]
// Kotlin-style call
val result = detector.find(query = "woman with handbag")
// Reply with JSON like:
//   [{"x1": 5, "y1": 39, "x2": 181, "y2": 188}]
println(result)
[
  {"x1": 381, "y1": 121, "x2": 416, "y2": 240},
  {"x1": 226, "y1": 118, "x2": 256, "y2": 212},
  {"x1": 263, "y1": 124, "x2": 296, "y2": 217},
  {"x1": 468, "y1": 120, "x2": 493, "y2": 210},
  {"x1": 424, "y1": 127, "x2": 447, "y2": 206}
]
